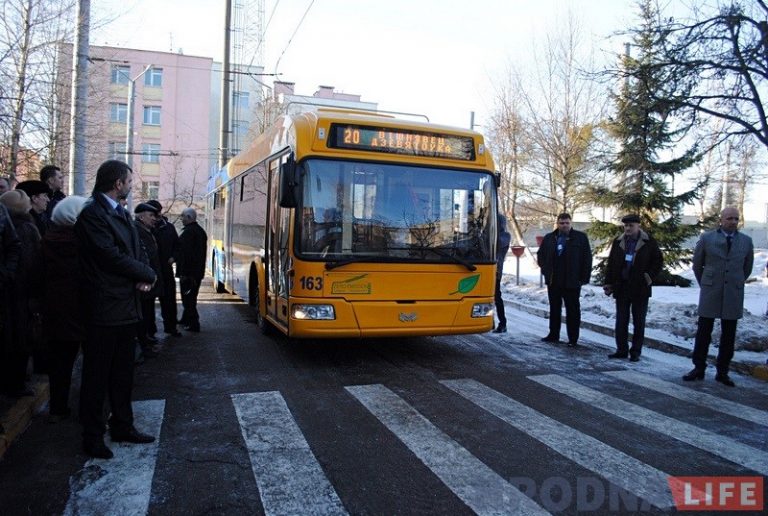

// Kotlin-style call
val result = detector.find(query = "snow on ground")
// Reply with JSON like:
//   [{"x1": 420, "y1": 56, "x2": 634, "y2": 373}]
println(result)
[{"x1": 500, "y1": 250, "x2": 768, "y2": 363}]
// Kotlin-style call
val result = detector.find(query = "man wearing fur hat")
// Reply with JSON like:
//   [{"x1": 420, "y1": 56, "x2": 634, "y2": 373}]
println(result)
[
  {"x1": 603, "y1": 214, "x2": 663, "y2": 362},
  {"x1": 74, "y1": 160, "x2": 157, "y2": 459},
  {"x1": 15, "y1": 180, "x2": 50, "y2": 236}
]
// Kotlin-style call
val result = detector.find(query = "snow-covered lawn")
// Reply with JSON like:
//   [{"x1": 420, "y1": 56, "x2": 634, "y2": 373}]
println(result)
[{"x1": 500, "y1": 250, "x2": 768, "y2": 360}]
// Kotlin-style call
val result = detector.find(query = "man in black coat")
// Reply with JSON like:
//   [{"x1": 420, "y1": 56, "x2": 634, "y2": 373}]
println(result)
[
  {"x1": 134, "y1": 202, "x2": 163, "y2": 357},
  {"x1": 603, "y1": 214, "x2": 663, "y2": 362},
  {"x1": 40, "y1": 164, "x2": 66, "y2": 220},
  {"x1": 177, "y1": 207, "x2": 207, "y2": 332},
  {"x1": 536, "y1": 212, "x2": 592, "y2": 346},
  {"x1": 147, "y1": 200, "x2": 181, "y2": 337},
  {"x1": 74, "y1": 160, "x2": 157, "y2": 459},
  {"x1": 492, "y1": 213, "x2": 511, "y2": 333}
]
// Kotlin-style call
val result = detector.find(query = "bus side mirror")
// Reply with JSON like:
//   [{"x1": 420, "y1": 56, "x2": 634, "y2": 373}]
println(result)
[
  {"x1": 279, "y1": 155, "x2": 299, "y2": 208},
  {"x1": 494, "y1": 172, "x2": 501, "y2": 188}
]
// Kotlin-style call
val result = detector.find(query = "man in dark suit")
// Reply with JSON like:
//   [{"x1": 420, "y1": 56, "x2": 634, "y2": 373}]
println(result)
[
  {"x1": 492, "y1": 213, "x2": 511, "y2": 333},
  {"x1": 536, "y1": 212, "x2": 592, "y2": 346},
  {"x1": 74, "y1": 160, "x2": 157, "y2": 459},
  {"x1": 683, "y1": 207, "x2": 753, "y2": 387},
  {"x1": 177, "y1": 208, "x2": 207, "y2": 332},
  {"x1": 147, "y1": 200, "x2": 181, "y2": 337}
]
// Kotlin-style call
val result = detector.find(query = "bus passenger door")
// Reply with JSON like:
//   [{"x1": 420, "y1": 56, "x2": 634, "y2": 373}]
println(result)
[{"x1": 266, "y1": 155, "x2": 291, "y2": 331}]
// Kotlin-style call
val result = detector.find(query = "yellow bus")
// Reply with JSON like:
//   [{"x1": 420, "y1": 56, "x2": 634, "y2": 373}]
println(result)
[{"x1": 206, "y1": 108, "x2": 500, "y2": 338}]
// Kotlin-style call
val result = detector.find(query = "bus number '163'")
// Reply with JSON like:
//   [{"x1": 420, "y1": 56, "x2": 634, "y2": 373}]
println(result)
[{"x1": 299, "y1": 276, "x2": 323, "y2": 290}]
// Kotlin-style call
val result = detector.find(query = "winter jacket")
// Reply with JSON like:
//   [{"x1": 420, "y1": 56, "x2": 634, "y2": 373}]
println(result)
[
  {"x1": 176, "y1": 221, "x2": 207, "y2": 280},
  {"x1": 537, "y1": 228, "x2": 592, "y2": 288},
  {"x1": 5, "y1": 212, "x2": 42, "y2": 353},
  {"x1": 42, "y1": 223, "x2": 86, "y2": 342},
  {"x1": 135, "y1": 220, "x2": 163, "y2": 298},
  {"x1": 74, "y1": 193, "x2": 156, "y2": 326},
  {"x1": 0, "y1": 204, "x2": 21, "y2": 353},
  {"x1": 693, "y1": 228, "x2": 753, "y2": 320},
  {"x1": 604, "y1": 230, "x2": 663, "y2": 300}
]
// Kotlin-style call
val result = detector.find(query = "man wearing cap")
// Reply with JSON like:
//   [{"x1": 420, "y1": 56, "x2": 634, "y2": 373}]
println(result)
[
  {"x1": 15, "y1": 180, "x2": 50, "y2": 236},
  {"x1": 147, "y1": 200, "x2": 181, "y2": 337},
  {"x1": 134, "y1": 203, "x2": 163, "y2": 358},
  {"x1": 74, "y1": 160, "x2": 157, "y2": 459},
  {"x1": 603, "y1": 214, "x2": 663, "y2": 362},
  {"x1": 40, "y1": 164, "x2": 66, "y2": 220},
  {"x1": 683, "y1": 207, "x2": 753, "y2": 387}
]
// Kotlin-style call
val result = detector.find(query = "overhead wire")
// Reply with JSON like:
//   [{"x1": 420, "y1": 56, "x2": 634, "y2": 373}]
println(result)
[{"x1": 273, "y1": 0, "x2": 315, "y2": 75}]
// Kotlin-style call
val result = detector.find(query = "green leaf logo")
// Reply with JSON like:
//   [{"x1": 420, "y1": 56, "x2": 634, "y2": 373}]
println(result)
[{"x1": 450, "y1": 274, "x2": 480, "y2": 295}]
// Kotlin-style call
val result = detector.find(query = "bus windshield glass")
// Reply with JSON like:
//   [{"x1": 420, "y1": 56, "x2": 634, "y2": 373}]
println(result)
[{"x1": 297, "y1": 159, "x2": 495, "y2": 264}]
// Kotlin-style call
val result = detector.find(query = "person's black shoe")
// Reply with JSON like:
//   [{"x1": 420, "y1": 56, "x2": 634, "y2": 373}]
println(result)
[
  {"x1": 608, "y1": 352, "x2": 629, "y2": 359},
  {"x1": 629, "y1": 355, "x2": 640, "y2": 362},
  {"x1": 83, "y1": 440, "x2": 114, "y2": 459},
  {"x1": 682, "y1": 368, "x2": 705, "y2": 381},
  {"x1": 165, "y1": 330, "x2": 182, "y2": 337},
  {"x1": 567, "y1": 341, "x2": 578, "y2": 347},
  {"x1": 184, "y1": 325, "x2": 200, "y2": 333},
  {"x1": 541, "y1": 335, "x2": 559, "y2": 343},
  {"x1": 715, "y1": 373, "x2": 735, "y2": 387},
  {"x1": 111, "y1": 428, "x2": 156, "y2": 444},
  {"x1": 492, "y1": 324, "x2": 507, "y2": 334}
]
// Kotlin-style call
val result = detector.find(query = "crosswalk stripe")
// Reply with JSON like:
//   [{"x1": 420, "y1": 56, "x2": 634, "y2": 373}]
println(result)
[
  {"x1": 604, "y1": 370, "x2": 768, "y2": 427},
  {"x1": 345, "y1": 384, "x2": 551, "y2": 516},
  {"x1": 441, "y1": 379, "x2": 675, "y2": 509},
  {"x1": 231, "y1": 391, "x2": 347, "y2": 516},
  {"x1": 64, "y1": 399, "x2": 165, "y2": 516},
  {"x1": 529, "y1": 374, "x2": 768, "y2": 476}
]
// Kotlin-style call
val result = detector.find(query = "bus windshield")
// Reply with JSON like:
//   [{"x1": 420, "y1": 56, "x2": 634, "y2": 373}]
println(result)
[{"x1": 297, "y1": 159, "x2": 495, "y2": 265}]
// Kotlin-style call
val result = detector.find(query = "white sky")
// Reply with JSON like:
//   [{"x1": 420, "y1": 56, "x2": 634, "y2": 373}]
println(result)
[
  {"x1": 90, "y1": 0, "x2": 768, "y2": 222},
  {"x1": 91, "y1": 0, "x2": 629, "y2": 128}
]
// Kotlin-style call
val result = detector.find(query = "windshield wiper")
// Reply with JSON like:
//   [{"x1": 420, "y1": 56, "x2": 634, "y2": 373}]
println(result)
[
  {"x1": 325, "y1": 256, "x2": 371, "y2": 270},
  {"x1": 419, "y1": 247, "x2": 477, "y2": 271}
]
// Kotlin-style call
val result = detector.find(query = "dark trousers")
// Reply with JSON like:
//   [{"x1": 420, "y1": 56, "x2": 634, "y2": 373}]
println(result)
[
  {"x1": 80, "y1": 324, "x2": 136, "y2": 443},
  {"x1": 494, "y1": 269, "x2": 506, "y2": 327},
  {"x1": 180, "y1": 277, "x2": 201, "y2": 328},
  {"x1": 159, "y1": 265, "x2": 178, "y2": 332},
  {"x1": 547, "y1": 285, "x2": 581, "y2": 343},
  {"x1": 692, "y1": 317, "x2": 737, "y2": 373},
  {"x1": 139, "y1": 297, "x2": 157, "y2": 341},
  {"x1": 614, "y1": 294, "x2": 649, "y2": 357},
  {"x1": 47, "y1": 340, "x2": 80, "y2": 415}
]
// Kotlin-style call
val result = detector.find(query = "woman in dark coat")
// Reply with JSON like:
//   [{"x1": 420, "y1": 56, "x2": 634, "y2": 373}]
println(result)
[
  {"x1": 0, "y1": 190, "x2": 42, "y2": 397},
  {"x1": 41, "y1": 196, "x2": 88, "y2": 419}
]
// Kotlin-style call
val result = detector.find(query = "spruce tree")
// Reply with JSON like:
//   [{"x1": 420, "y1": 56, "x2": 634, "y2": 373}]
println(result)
[{"x1": 589, "y1": 0, "x2": 704, "y2": 286}]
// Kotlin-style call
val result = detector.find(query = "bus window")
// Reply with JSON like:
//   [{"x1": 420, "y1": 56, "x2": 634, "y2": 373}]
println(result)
[{"x1": 297, "y1": 159, "x2": 494, "y2": 263}]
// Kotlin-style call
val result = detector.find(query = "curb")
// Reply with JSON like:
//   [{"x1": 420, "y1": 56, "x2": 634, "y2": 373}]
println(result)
[
  {"x1": 0, "y1": 380, "x2": 49, "y2": 461},
  {"x1": 504, "y1": 298, "x2": 766, "y2": 380}
]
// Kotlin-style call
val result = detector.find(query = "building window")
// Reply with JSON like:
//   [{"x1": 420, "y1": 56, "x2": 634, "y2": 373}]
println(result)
[
  {"x1": 110, "y1": 103, "x2": 128, "y2": 123},
  {"x1": 144, "y1": 67, "x2": 163, "y2": 87},
  {"x1": 108, "y1": 141, "x2": 126, "y2": 160},
  {"x1": 233, "y1": 90, "x2": 249, "y2": 109},
  {"x1": 143, "y1": 106, "x2": 161, "y2": 125},
  {"x1": 142, "y1": 181, "x2": 160, "y2": 200},
  {"x1": 111, "y1": 65, "x2": 130, "y2": 85},
  {"x1": 142, "y1": 143, "x2": 161, "y2": 163}
]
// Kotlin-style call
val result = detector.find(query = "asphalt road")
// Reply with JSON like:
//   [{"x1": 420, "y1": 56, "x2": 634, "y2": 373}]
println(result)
[{"x1": 0, "y1": 284, "x2": 766, "y2": 515}]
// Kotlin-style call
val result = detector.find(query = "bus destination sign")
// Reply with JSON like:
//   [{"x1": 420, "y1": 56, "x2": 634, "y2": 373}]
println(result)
[{"x1": 328, "y1": 124, "x2": 475, "y2": 161}]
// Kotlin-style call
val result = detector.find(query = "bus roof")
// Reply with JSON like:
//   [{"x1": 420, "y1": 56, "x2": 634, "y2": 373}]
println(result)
[{"x1": 209, "y1": 108, "x2": 494, "y2": 192}]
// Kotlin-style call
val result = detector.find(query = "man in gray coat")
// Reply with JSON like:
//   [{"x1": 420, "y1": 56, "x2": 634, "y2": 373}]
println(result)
[{"x1": 683, "y1": 207, "x2": 753, "y2": 386}]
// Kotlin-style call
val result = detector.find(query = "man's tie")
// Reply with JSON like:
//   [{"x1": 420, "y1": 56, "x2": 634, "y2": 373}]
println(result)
[{"x1": 726, "y1": 235, "x2": 732, "y2": 252}]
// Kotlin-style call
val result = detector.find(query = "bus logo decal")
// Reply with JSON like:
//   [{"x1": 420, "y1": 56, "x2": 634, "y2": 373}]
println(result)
[
  {"x1": 399, "y1": 312, "x2": 418, "y2": 322},
  {"x1": 331, "y1": 274, "x2": 371, "y2": 294},
  {"x1": 450, "y1": 274, "x2": 480, "y2": 295}
]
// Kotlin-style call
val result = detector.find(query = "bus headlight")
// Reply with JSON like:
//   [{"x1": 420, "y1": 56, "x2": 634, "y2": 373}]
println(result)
[
  {"x1": 292, "y1": 304, "x2": 336, "y2": 320},
  {"x1": 472, "y1": 303, "x2": 494, "y2": 318}
]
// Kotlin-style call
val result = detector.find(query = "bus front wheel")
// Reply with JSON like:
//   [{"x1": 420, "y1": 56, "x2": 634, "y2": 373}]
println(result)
[
  {"x1": 249, "y1": 271, "x2": 271, "y2": 335},
  {"x1": 213, "y1": 255, "x2": 226, "y2": 293}
]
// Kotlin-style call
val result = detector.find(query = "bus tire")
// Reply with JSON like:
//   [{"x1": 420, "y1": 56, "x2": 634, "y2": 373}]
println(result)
[
  {"x1": 213, "y1": 255, "x2": 226, "y2": 293},
  {"x1": 249, "y1": 269, "x2": 271, "y2": 335}
]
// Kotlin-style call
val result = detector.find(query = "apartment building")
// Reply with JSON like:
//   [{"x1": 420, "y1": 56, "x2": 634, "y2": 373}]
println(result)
[{"x1": 56, "y1": 44, "x2": 213, "y2": 214}]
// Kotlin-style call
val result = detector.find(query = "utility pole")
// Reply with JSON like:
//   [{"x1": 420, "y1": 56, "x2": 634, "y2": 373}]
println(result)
[
  {"x1": 218, "y1": 0, "x2": 232, "y2": 169},
  {"x1": 69, "y1": 0, "x2": 90, "y2": 195}
]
